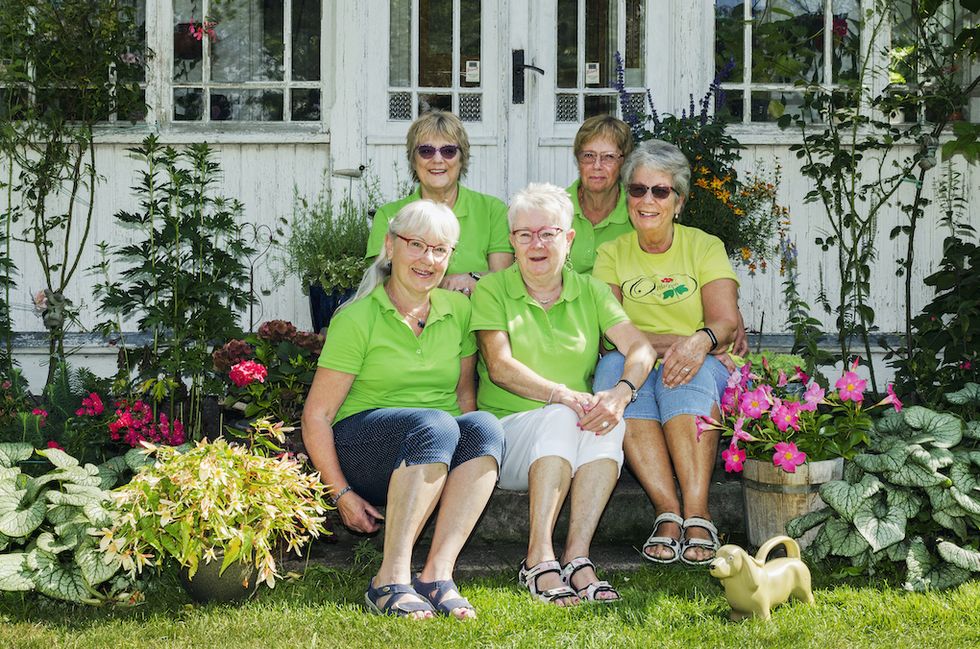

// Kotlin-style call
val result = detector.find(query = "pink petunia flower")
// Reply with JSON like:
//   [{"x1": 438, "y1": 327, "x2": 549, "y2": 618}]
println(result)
[
  {"x1": 739, "y1": 387, "x2": 771, "y2": 419},
  {"x1": 732, "y1": 416, "x2": 758, "y2": 444},
  {"x1": 801, "y1": 382, "x2": 825, "y2": 412},
  {"x1": 794, "y1": 366, "x2": 810, "y2": 384},
  {"x1": 777, "y1": 370, "x2": 789, "y2": 387},
  {"x1": 696, "y1": 415, "x2": 724, "y2": 441},
  {"x1": 961, "y1": 361, "x2": 972, "y2": 370},
  {"x1": 722, "y1": 442, "x2": 746, "y2": 473},
  {"x1": 772, "y1": 441, "x2": 807, "y2": 473},
  {"x1": 31, "y1": 408, "x2": 48, "y2": 426},
  {"x1": 835, "y1": 370, "x2": 867, "y2": 402},
  {"x1": 720, "y1": 386, "x2": 739, "y2": 415},
  {"x1": 229, "y1": 360, "x2": 268, "y2": 388},
  {"x1": 876, "y1": 384, "x2": 903, "y2": 413},
  {"x1": 771, "y1": 401, "x2": 802, "y2": 432}
]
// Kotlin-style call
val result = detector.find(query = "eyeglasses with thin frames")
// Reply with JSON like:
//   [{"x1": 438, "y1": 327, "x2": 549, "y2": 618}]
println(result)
[
  {"x1": 396, "y1": 234, "x2": 454, "y2": 261},
  {"x1": 416, "y1": 144, "x2": 460, "y2": 160},
  {"x1": 576, "y1": 151, "x2": 623, "y2": 166},
  {"x1": 627, "y1": 183, "x2": 677, "y2": 200},
  {"x1": 510, "y1": 226, "x2": 564, "y2": 245}
]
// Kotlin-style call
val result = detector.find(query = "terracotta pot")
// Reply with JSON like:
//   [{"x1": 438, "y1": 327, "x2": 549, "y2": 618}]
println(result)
[
  {"x1": 179, "y1": 558, "x2": 261, "y2": 604},
  {"x1": 741, "y1": 457, "x2": 843, "y2": 549}
]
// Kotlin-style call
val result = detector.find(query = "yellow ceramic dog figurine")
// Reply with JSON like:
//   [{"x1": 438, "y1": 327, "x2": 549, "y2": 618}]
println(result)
[{"x1": 708, "y1": 535, "x2": 814, "y2": 621}]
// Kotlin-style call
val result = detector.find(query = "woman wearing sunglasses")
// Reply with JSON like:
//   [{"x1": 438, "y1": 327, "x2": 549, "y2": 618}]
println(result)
[
  {"x1": 592, "y1": 139, "x2": 740, "y2": 566},
  {"x1": 471, "y1": 183, "x2": 654, "y2": 605},
  {"x1": 304, "y1": 200, "x2": 504, "y2": 620},
  {"x1": 565, "y1": 115, "x2": 635, "y2": 274},
  {"x1": 367, "y1": 110, "x2": 514, "y2": 297}
]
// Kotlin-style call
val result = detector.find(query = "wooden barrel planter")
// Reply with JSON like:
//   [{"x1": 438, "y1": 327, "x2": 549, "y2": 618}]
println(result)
[{"x1": 741, "y1": 457, "x2": 843, "y2": 549}]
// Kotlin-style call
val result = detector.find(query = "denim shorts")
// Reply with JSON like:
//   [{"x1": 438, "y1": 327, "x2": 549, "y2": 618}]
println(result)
[{"x1": 593, "y1": 351, "x2": 730, "y2": 423}]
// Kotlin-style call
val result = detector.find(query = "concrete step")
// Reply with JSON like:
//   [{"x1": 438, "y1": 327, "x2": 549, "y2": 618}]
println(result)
[{"x1": 327, "y1": 467, "x2": 746, "y2": 550}]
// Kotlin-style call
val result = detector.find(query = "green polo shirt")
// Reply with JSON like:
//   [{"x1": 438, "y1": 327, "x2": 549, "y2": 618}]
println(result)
[
  {"x1": 469, "y1": 265, "x2": 629, "y2": 418},
  {"x1": 566, "y1": 180, "x2": 634, "y2": 274},
  {"x1": 318, "y1": 285, "x2": 477, "y2": 423},
  {"x1": 366, "y1": 184, "x2": 512, "y2": 275}
]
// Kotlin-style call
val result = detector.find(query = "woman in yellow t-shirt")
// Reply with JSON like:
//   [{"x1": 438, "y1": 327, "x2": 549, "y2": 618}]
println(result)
[
  {"x1": 593, "y1": 139, "x2": 741, "y2": 566},
  {"x1": 304, "y1": 201, "x2": 503, "y2": 620}
]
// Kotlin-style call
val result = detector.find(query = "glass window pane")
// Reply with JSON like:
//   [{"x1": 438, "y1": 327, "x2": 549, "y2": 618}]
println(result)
[
  {"x1": 889, "y1": 1, "x2": 917, "y2": 86},
  {"x1": 624, "y1": 0, "x2": 644, "y2": 86},
  {"x1": 459, "y1": 0, "x2": 481, "y2": 88},
  {"x1": 556, "y1": 0, "x2": 577, "y2": 88},
  {"x1": 419, "y1": 93, "x2": 451, "y2": 113},
  {"x1": 751, "y1": 90, "x2": 805, "y2": 122},
  {"x1": 174, "y1": 87, "x2": 204, "y2": 120},
  {"x1": 291, "y1": 89, "x2": 320, "y2": 120},
  {"x1": 585, "y1": 0, "x2": 616, "y2": 87},
  {"x1": 292, "y1": 0, "x2": 321, "y2": 81},
  {"x1": 831, "y1": 1, "x2": 860, "y2": 82},
  {"x1": 389, "y1": 0, "x2": 411, "y2": 86},
  {"x1": 211, "y1": 89, "x2": 283, "y2": 121},
  {"x1": 715, "y1": 0, "x2": 745, "y2": 83},
  {"x1": 419, "y1": 0, "x2": 453, "y2": 87},
  {"x1": 716, "y1": 88, "x2": 744, "y2": 122},
  {"x1": 556, "y1": 93, "x2": 579, "y2": 122},
  {"x1": 752, "y1": 0, "x2": 824, "y2": 84},
  {"x1": 212, "y1": 1, "x2": 284, "y2": 82},
  {"x1": 585, "y1": 94, "x2": 616, "y2": 118},
  {"x1": 390, "y1": 91, "x2": 412, "y2": 120},
  {"x1": 173, "y1": 0, "x2": 203, "y2": 82}
]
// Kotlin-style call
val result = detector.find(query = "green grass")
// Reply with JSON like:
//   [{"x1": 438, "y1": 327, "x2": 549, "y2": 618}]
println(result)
[{"x1": 1, "y1": 564, "x2": 978, "y2": 649}]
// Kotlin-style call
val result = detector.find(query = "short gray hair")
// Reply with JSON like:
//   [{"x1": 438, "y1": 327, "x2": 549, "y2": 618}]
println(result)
[
  {"x1": 507, "y1": 182, "x2": 573, "y2": 230},
  {"x1": 622, "y1": 139, "x2": 691, "y2": 199}
]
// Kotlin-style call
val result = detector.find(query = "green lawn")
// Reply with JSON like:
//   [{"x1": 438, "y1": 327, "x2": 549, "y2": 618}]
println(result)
[{"x1": 1, "y1": 563, "x2": 978, "y2": 649}]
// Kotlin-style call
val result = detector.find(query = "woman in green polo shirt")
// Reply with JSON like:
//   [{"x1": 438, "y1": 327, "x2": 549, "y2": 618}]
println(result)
[
  {"x1": 303, "y1": 200, "x2": 504, "y2": 620},
  {"x1": 366, "y1": 110, "x2": 514, "y2": 296},
  {"x1": 471, "y1": 183, "x2": 655, "y2": 606}
]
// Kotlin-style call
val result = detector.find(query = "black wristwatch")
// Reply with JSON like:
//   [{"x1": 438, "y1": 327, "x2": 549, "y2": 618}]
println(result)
[
  {"x1": 616, "y1": 379, "x2": 638, "y2": 403},
  {"x1": 469, "y1": 272, "x2": 482, "y2": 281}
]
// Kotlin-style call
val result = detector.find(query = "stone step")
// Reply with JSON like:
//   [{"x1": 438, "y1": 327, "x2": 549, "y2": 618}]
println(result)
[{"x1": 328, "y1": 467, "x2": 746, "y2": 549}]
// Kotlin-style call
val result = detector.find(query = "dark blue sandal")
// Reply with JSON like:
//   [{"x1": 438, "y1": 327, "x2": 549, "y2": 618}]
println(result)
[
  {"x1": 364, "y1": 580, "x2": 435, "y2": 617},
  {"x1": 412, "y1": 577, "x2": 475, "y2": 617}
]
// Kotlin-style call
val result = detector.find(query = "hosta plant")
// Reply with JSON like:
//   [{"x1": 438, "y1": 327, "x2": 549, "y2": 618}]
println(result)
[
  {"x1": 102, "y1": 438, "x2": 330, "y2": 588},
  {"x1": 788, "y1": 383, "x2": 980, "y2": 591},
  {"x1": 0, "y1": 443, "x2": 137, "y2": 603}
]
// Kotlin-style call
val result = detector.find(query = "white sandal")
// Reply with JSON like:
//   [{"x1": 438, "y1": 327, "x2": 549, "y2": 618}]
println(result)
[
  {"x1": 641, "y1": 512, "x2": 684, "y2": 564},
  {"x1": 680, "y1": 516, "x2": 720, "y2": 565},
  {"x1": 560, "y1": 557, "x2": 620, "y2": 603},
  {"x1": 518, "y1": 559, "x2": 579, "y2": 605}
]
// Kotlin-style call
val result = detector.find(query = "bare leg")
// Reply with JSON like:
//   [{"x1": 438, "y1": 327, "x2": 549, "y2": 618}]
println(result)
[
  {"x1": 373, "y1": 461, "x2": 447, "y2": 619},
  {"x1": 525, "y1": 456, "x2": 576, "y2": 606},
  {"x1": 418, "y1": 455, "x2": 498, "y2": 619},
  {"x1": 561, "y1": 458, "x2": 619, "y2": 600},
  {"x1": 663, "y1": 410, "x2": 720, "y2": 562},
  {"x1": 624, "y1": 418, "x2": 682, "y2": 560}
]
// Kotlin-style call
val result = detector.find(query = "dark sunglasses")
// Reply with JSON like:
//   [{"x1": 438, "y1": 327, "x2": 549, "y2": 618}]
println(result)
[
  {"x1": 627, "y1": 183, "x2": 676, "y2": 200},
  {"x1": 416, "y1": 144, "x2": 460, "y2": 160}
]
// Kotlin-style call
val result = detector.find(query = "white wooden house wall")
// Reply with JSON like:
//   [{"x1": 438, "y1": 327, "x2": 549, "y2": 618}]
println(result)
[{"x1": 2, "y1": 1, "x2": 978, "y2": 391}]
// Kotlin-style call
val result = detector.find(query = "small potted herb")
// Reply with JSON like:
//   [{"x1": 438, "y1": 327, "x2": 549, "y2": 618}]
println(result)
[{"x1": 101, "y1": 439, "x2": 330, "y2": 602}]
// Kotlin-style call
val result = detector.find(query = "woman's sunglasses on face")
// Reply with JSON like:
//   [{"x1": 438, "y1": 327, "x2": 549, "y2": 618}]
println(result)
[
  {"x1": 627, "y1": 183, "x2": 677, "y2": 200},
  {"x1": 416, "y1": 144, "x2": 460, "y2": 160}
]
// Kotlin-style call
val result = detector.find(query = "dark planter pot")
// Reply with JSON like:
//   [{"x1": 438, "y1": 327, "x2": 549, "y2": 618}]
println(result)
[
  {"x1": 179, "y1": 559, "x2": 261, "y2": 604},
  {"x1": 309, "y1": 284, "x2": 355, "y2": 334}
]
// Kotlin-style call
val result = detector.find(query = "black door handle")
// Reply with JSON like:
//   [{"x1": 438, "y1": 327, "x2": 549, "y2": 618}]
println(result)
[{"x1": 513, "y1": 49, "x2": 545, "y2": 104}]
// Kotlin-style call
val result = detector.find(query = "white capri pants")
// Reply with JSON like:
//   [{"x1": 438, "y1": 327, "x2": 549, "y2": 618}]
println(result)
[{"x1": 497, "y1": 404, "x2": 626, "y2": 492}]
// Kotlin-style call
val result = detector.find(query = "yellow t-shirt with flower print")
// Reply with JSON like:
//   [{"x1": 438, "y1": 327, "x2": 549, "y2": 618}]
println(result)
[{"x1": 592, "y1": 225, "x2": 739, "y2": 336}]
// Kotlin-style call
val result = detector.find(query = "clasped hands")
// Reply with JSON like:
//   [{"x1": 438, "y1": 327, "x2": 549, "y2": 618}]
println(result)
[{"x1": 552, "y1": 384, "x2": 630, "y2": 434}]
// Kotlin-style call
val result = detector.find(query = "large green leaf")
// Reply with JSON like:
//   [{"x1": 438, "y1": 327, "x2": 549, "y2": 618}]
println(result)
[
  {"x1": 964, "y1": 421, "x2": 980, "y2": 441},
  {"x1": 46, "y1": 504, "x2": 82, "y2": 526},
  {"x1": 843, "y1": 461, "x2": 866, "y2": 483},
  {"x1": 933, "y1": 509, "x2": 969, "y2": 539},
  {"x1": 937, "y1": 540, "x2": 980, "y2": 572},
  {"x1": 907, "y1": 445, "x2": 954, "y2": 471},
  {"x1": 96, "y1": 464, "x2": 121, "y2": 491},
  {"x1": 885, "y1": 539, "x2": 911, "y2": 562},
  {"x1": 904, "y1": 407, "x2": 963, "y2": 448},
  {"x1": 950, "y1": 488, "x2": 980, "y2": 515},
  {"x1": 926, "y1": 485, "x2": 961, "y2": 512},
  {"x1": 885, "y1": 461, "x2": 948, "y2": 488},
  {"x1": 82, "y1": 502, "x2": 116, "y2": 528},
  {"x1": 808, "y1": 526, "x2": 832, "y2": 562},
  {"x1": 0, "y1": 443, "x2": 33, "y2": 469},
  {"x1": 949, "y1": 460, "x2": 980, "y2": 493},
  {"x1": 46, "y1": 466, "x2": 100, "y2": 488},
  {"x1": 0, "y1": 495, "x2": 46, "y2": 537},
  {"x1": 853, "y1": 444, "x2": 910, "y2": 473},
  {"x1": 0, "y1": 553, "x2": 33, "y2": 592},
  {"x1": 124, "y1": 447, "x2": 155, "y2": 472},
  {"x1": 29, "y1": 549, "x2": 96, "y2": 603},
  {"x1": 945, "y1": 382, "x2": 980, "y2": 405},
  {"x1": 852, "y1": 499, "x2": 907, "y2": 552},
  {"x1": 821, "y1": 518, "x2": 870, "y2": 557},
  {"x1": 36, "y1": 531, "x2": 73, "y2": 554},
  {"x1": 75, "y1": 544, "x2": 119, "y2": 587},
  {"x1": 886, "y1": 488, "x2": 922, "y2": 519},
  {"x1": 36, "y1": 448, "x2": 79, "y2": 469},
  {"x1": 820, "y1": 474, "x2": 882, "y2": 520},
  {"x1": 0, "y1": 467, "x2": 21, "y2": 482},
  {"x1": 874, "y1": 413, "x2": 907, "y2": 436},
  {"x1": 46, "y1": 487, "x2": 106, "y2": 507},
  {"x1": 786, "y1": 507, "x2": 832, "y2": 538}
]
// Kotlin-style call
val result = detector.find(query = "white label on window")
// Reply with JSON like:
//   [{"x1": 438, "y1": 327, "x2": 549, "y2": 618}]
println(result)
[
  {"x1": 585, "y1": 62, "x2": 600, "y2": 85},
  {"x1": 466, "y1": 60, "x2": 480, "y2": 83}
]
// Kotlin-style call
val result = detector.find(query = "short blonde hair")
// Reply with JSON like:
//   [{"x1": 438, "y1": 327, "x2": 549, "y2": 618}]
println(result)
[{"x1": 405, "y1": 110, "x2": 471, "y2": 182}]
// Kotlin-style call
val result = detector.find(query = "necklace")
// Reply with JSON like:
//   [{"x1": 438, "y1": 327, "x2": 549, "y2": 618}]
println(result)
[
  {"x1": 526, "y1": 284, "x2": 562, "y2": 306},
  {"x1": 386, "y1": 288, "x2": 430, "y2": 329}
]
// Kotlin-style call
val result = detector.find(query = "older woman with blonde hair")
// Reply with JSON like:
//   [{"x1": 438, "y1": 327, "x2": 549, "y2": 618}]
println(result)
[
  {"x1": 366, "y1": 110, "x2": 513, "y2": 296},
  {"x1": 592, "y1": 139, "x2": 741, "y2": 566},
  {"x1": 304, "y1": 200, "x2": 504, "y2": 620},
  {"x1": 471, "y1": 182, "x2": 655, "y2": 605}
]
